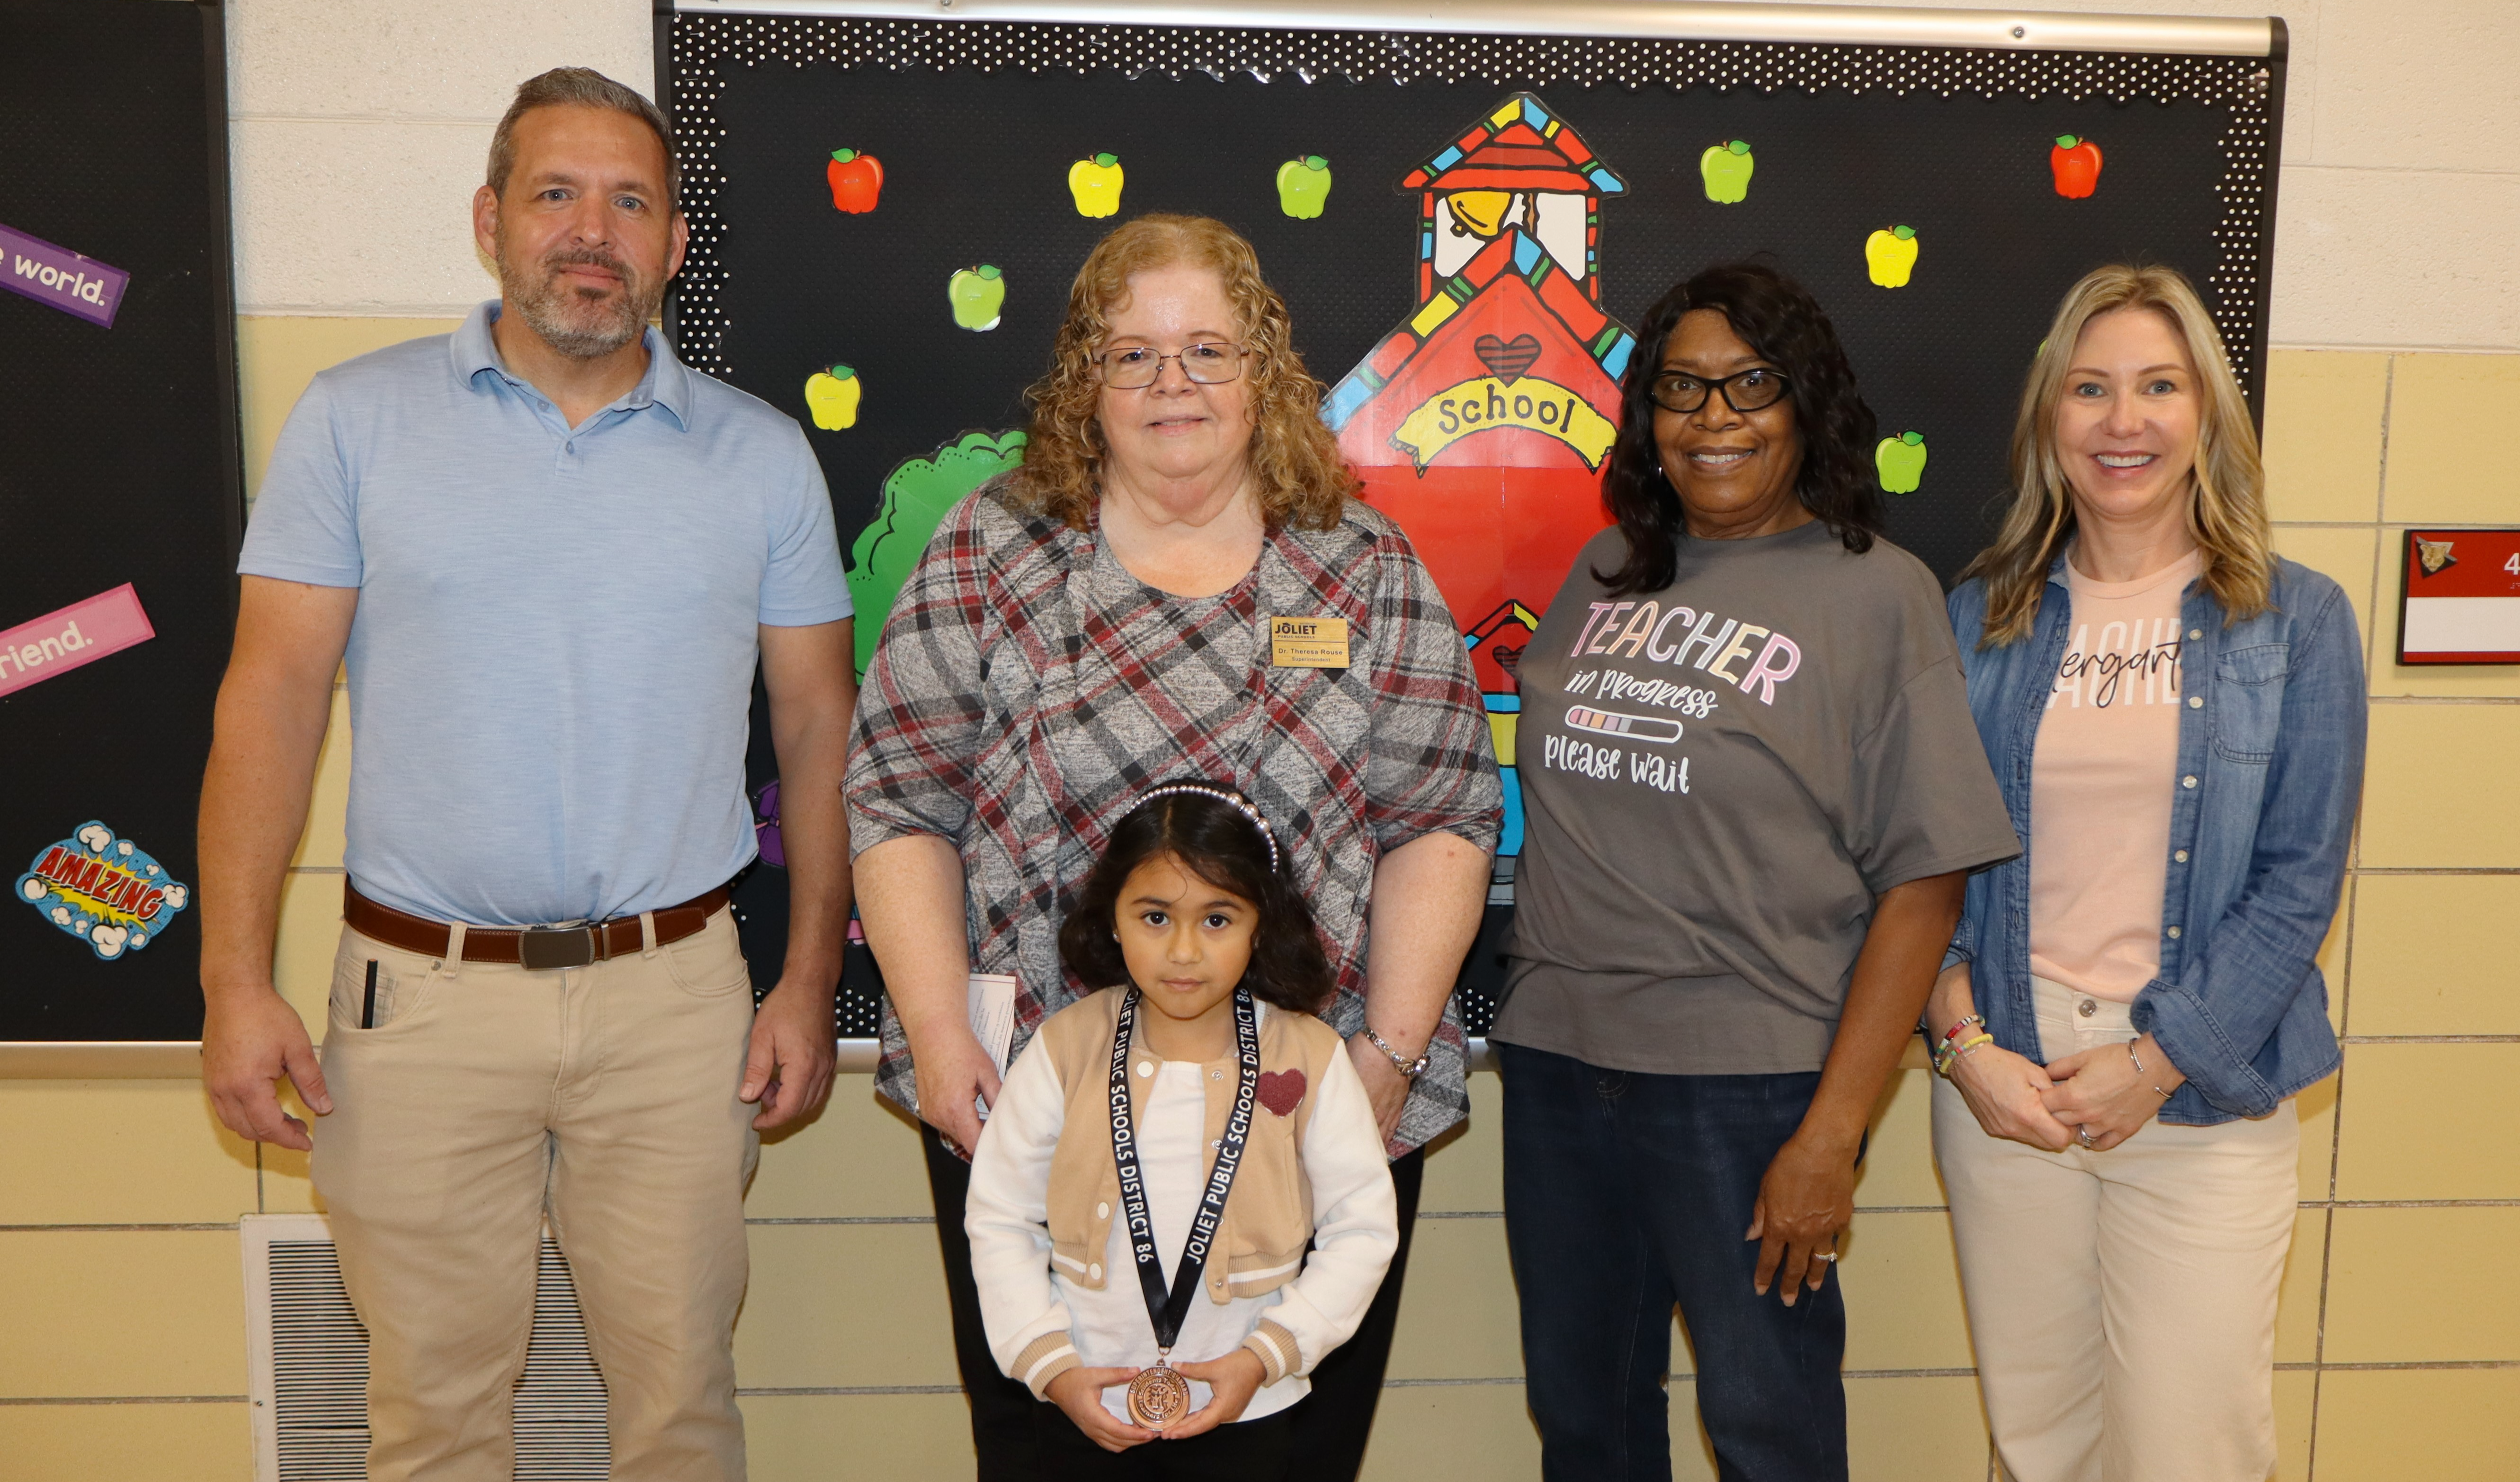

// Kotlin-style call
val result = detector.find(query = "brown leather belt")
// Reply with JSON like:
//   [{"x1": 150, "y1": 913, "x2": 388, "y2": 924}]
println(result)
[{"x1": 343, "y1": 881, "x2": 733, "y2": 971}]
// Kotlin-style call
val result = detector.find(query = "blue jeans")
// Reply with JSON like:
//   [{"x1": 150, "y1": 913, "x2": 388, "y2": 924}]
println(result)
[{"x1": 1499, "y1": 1043, "x2": 1848, "y2": 1482}]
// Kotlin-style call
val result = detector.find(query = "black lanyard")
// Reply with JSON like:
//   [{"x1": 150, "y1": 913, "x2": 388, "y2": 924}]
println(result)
[{"x1": 1107, "y1": 985, "x2": 1260, "y2": 1352}]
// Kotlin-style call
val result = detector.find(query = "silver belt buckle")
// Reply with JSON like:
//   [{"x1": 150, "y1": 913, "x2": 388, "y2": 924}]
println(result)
[{"x1": 518, "y1": 924, "x2": 599, "y2": 971}]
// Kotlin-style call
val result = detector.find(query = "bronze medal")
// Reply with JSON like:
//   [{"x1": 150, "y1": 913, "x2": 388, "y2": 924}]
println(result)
[{"x1": 1126, "y1": 1361, "x2": 1193, "y2": 1429}]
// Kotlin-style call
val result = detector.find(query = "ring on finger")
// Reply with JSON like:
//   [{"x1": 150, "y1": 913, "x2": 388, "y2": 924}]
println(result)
[
  {"x1": 1812, "y1": 1250, "x2": 1839, "y2": 1263},
  {"x1": 2075, "y1": 1124, "x2": 2097, "y2": 1148}
]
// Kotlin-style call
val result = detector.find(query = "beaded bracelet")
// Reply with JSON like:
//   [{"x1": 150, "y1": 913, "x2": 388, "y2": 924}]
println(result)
[
  {"x1": 1933, "y1": 1032, "x2": 1994, "y2": 1079},
  {"x1": 1928, "y1": 1014, "x2": 1989, "y2": 1078}
]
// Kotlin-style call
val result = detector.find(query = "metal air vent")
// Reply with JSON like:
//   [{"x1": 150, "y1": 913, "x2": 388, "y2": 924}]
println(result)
[{"x1": 241, "y1": 1214, "x2": 610, "y2": 1481}]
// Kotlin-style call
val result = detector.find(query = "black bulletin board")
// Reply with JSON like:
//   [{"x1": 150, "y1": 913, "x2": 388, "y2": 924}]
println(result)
[
  {"x1": 662, "y1": 6, "x2": 2285, "y2": 1035},
  {"x1": 0, "y1": 0, "x2": 242, "y2": 1041}
]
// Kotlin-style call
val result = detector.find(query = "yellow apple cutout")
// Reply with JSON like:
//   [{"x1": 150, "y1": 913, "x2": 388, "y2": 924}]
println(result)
[
  {"x1": 804, "y1": 364, "x2": 860, "y2": 430},
  {"x1": 1068, "y1": 153, "x2": 1123, "y2": 217},
  {"x1": 1866, "y1": 225, "x2": 1919, "y2": 287}
]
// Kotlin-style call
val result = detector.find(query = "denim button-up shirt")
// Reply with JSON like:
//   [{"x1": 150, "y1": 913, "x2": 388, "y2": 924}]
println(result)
[{"x1": 1945, "y1": 552, "x2": 2365, "y2": 1125}]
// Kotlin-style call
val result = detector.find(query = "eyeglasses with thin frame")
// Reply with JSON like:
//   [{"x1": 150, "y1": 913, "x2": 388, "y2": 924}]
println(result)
[
  {"x1": 1095, "y1": 342, "x2": 1249, "y2": 389},
  {"x1": 1648, "y1": 366, "x2": 1792, "y2": 415}
]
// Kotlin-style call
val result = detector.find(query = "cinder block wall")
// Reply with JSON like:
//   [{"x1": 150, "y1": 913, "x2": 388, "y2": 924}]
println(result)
[{"x1": 6, "y1": 3, "x2": 2514, "y2": 1478}]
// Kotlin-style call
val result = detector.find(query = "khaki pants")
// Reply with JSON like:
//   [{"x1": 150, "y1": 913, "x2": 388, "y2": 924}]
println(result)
[
  {"x1": 310, "y1": 909, "x2": 760, "y2": 1482},
  {"x1": 1932, "y1": 977, "x2": 2299, "y2": 1482}
]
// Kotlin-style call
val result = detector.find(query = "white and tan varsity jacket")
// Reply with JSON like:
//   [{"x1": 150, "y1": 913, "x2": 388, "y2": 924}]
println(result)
[{"x1": 964, "y1": 987, "x2": 1399, "y2": 1400}]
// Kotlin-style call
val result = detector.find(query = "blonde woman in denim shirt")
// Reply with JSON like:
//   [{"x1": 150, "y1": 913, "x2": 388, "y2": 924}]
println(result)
[{"x1": 1932, "y1": 265, "x2": 2364, "y2": 1482}]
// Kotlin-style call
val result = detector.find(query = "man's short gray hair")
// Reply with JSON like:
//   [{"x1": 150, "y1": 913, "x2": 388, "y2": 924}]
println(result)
[{"x1": 487, "y1": 68, "x2": 680, "y2": 214}]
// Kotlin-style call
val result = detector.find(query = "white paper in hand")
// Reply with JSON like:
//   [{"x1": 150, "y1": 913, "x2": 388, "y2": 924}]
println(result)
[
  {"x1": 967, "y1": 972, "x2": 1017, "y2": 1076},
  {"x1": 967, "y1": 973, "x2": 1018, "y2": 1125}
]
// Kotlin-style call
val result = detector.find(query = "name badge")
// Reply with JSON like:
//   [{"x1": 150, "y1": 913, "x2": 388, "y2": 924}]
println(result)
[{"x1": 1269, "y1": 615, "x2": 1350, "y2": 669}]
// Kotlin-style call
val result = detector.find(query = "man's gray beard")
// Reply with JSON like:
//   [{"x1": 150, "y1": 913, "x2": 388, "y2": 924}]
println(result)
[{"x1": 498, "y1": 247, "x2": 658, "y2": 360}]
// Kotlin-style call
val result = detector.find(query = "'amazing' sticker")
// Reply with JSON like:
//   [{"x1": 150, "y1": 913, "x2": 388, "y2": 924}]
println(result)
[{"x1": 17, "y1": 822, "x2": 188, "y2": 960}]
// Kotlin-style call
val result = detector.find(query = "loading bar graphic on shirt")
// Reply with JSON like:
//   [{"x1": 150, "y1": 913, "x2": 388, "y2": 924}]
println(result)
[{"x1": 1564, "y1": 705, "x2": 1684, "y2": 744}]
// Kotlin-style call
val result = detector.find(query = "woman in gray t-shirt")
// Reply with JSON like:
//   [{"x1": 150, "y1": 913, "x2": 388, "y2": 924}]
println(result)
[{"x1": 1492, "y1": 262, "x2": 2017, "y2": 1480}]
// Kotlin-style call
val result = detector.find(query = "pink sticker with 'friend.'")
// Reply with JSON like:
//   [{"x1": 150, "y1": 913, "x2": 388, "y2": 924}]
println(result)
[{"x1": 0, "y1": 584, "x2": 155, "y2": 698}]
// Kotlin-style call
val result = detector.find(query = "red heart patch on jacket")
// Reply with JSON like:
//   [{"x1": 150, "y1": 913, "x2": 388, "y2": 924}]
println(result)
[{"x1": 1256, "y1": 1069, "x2": 1306, "y2": 1117}]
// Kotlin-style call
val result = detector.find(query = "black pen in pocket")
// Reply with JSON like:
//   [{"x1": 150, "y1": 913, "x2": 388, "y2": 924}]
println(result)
[{"x1": 361, "y1": 960, "x2": 379, "y2": 1029}]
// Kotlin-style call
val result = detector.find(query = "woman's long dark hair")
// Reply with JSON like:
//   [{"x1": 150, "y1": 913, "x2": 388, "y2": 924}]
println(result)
[
  {"x1": 1057, "y1": 783, "x2": 1335, "y2": 1017},
  {"x1": 1596, "y1": 261, "x2": 1883, "y2": 595}
]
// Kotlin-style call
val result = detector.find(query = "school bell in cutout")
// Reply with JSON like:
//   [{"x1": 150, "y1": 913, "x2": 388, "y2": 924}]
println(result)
[{"x1": 1323, "y1": 92, "x2": 1640, "y2": 864}]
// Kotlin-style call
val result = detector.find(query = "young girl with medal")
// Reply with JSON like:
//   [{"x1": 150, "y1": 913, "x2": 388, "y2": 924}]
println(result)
[{"x1": 965, "y1": 784, "x2": 1401, "y2": 1478}]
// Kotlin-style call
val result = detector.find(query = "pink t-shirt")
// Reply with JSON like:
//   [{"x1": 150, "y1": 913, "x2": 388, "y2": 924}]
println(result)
[{"x1": 2027, "y1": 549, "x2": 2201, "y2": 1001}]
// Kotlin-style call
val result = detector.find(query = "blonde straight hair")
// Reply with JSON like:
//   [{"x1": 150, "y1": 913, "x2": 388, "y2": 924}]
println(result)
[{"x1": 1961, "y1": 264, "x2": 2274, "y2": 646}]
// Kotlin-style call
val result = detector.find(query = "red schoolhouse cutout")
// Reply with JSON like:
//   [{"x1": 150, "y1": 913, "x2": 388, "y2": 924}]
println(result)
[{"x1": 1323, "y1": 93, "x2": 1641, "y2": 853}]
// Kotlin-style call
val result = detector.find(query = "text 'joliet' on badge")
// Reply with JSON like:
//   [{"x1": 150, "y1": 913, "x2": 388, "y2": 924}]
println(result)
[
  {"x1": 0, "y1": 221, "x2": 131, "y2": 328},
  {"x1": 1269, "y1": 616, "x2": 1350, "y2": 669}
]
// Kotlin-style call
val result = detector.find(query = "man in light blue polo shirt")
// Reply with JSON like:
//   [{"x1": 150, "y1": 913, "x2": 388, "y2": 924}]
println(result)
[{"x1": 198, "y1": 69, "x2": 853, "y2": 1482}]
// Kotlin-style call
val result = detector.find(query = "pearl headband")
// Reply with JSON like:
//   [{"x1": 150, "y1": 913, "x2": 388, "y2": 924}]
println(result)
[{"x1": 1130, "y1": 783, "x2": 1281, "y2": 875}]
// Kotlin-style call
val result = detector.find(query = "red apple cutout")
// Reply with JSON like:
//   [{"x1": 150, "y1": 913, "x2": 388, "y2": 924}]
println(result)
[
  {"x1": 828, "y1": 148, "x2": 883, "y2": 213},
  {"x1": 2050, "y1": 136, "x2": 2102, "y2": 199}
]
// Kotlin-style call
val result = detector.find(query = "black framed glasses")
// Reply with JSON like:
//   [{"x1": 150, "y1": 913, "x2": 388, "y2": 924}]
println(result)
[
  {"x1": 1095, "y1": 342, "x2": 1249, "y2": 389},
  {"x1": 1648, "y1": 366, "x2": 1792, "y2": 415}
]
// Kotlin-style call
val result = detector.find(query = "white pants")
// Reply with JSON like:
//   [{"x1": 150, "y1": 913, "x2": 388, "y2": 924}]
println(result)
[{"x1": 1932, "y1": 977, "x2": 2299, "y2": 1482}]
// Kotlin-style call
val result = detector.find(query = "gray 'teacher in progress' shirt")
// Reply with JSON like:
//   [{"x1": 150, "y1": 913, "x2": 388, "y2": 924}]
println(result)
[{"x1": 1494, "y1": 520, "x2": 2019, "y2": 1076}]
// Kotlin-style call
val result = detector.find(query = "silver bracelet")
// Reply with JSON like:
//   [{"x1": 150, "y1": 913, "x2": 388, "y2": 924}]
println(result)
[
  {"x1": 2127, "y1": 1040, "x2": 2174, "y2": 1099},
  {"x1": 1360, "y1": 1025, "x2": 1430, "y2": 1080}
]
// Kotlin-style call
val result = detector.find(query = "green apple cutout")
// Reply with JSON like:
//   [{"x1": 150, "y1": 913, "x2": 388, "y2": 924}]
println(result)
[
  {"x1": 949, "y1": 264, "x2": 1005, "y2": 331},
  {"x1": 1876, "y1": 430, "x2": 1928, "y2": 493},
  {"x1": 1700, "y1": 139, "x2": 1754, "y2": 204},
  {"x1": 1276, "y1": 155, "x2": 1332, "y2": 218}
]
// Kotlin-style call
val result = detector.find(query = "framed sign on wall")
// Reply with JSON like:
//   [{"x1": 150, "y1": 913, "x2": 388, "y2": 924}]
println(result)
[{"x1": 2398, "y1": 529, "x2": 2520, "y2": 666}]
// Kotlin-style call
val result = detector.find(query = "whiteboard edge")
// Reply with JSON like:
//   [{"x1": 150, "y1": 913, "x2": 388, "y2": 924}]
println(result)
[
  {"x1": 0, "y1": 1041, "x2": 205, "y2": 1077},
  {"x1": 662, "y1": 0, "x2": 2279, "y2": 59}
]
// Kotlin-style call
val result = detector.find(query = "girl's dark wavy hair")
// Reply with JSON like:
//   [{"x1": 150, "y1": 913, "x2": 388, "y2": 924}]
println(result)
[
  {"x1": 1057, "y1": 783, "x2": 1335, "y2": 1017},
  {"x1": 1596, "y1": 260, "x2": 1883, "y2": 595}
]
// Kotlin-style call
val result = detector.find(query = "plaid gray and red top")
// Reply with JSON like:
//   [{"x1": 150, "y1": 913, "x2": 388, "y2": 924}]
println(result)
[{"x1": 844, "y1": 481, "x2": 1502, "y2": 1155}]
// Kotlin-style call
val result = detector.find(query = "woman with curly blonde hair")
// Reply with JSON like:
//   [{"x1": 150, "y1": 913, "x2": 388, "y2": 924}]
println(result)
[
  {"x1": 1935, "y1": 264, "x2": 2364, "y2": 1480},
  {"x1": 1007, "y1": 214, "x2": 1356, "y2": 535},
  {"x1": 847, "y1": 214, "x2": 1501, "y2": 1479}
]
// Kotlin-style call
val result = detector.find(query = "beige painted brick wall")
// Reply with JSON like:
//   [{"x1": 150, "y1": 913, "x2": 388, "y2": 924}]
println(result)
[
  {"x1": 9, "y1": 0, "x2": 2519, "y2": 1474},
  {"x1": 2254, "y1": 348, "x2": 2520, "y2": 1479}
]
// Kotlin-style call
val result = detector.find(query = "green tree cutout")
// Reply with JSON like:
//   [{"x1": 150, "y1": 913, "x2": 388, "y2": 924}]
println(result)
[{"x1": 847, "y1": 429, "x2": 1028, "y2": 678}]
